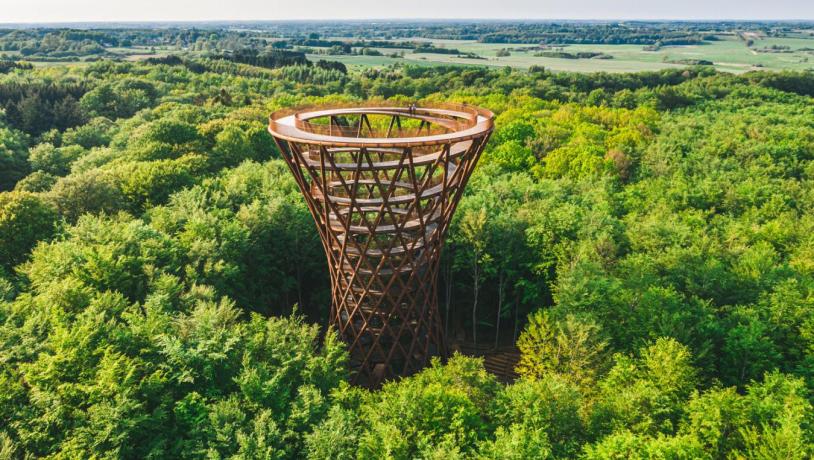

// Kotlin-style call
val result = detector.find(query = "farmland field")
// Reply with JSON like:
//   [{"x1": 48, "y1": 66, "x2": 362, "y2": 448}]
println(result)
[{"x1": 304, "y1": 34, "x2": 814, "y2": 73}]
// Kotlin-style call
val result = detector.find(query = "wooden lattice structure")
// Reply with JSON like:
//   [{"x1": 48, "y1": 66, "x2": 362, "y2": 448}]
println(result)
[{"x1": 268, "y1": 102, "x2": 494, "y2": 386}]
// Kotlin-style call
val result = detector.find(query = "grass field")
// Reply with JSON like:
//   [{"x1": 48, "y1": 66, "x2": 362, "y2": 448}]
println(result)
[
  {"x1": 8, "y1": 32, "x2": 812, "y2": 74},
  {"x1": 306, "y1": 34, "x2": 814, "y2": 73}
]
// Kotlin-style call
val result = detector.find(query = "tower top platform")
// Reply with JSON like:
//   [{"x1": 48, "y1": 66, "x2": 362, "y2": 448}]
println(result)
[{"x1": 269, "y1": 102, "x2": 493, "y2": 148}]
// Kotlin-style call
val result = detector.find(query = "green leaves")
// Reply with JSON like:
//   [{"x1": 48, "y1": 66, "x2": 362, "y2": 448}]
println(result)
[
  {"x1": 0, "y1": 273, "x2": 346, "y2": 458},
  {"x1": 516, "y1": 311, "x2": 609, "y2": 389},
  {"x1": 489, "y1": 375, "x2": 585, "y2": 457},
  {"x1": 357, "y1": 355, "x2": 500, "y2": 459},
  {"x1": 79, "y1": 78, "x2": 159, "y2": 120},
  {"x1": 0, "y1": 123, "x2": 30, "y2": 191},
  {"x1": 115, "y1": 154, "x2": 207, "y2": 212},
  {"x1": 27, "y1": 143, "x2": 84, "y2": 177},
  {"x1": 0, "y1": 191, "x2": 58, "y2": 269},
  {"x1": 591, "y1": 339, "x2": 698, "y2": 438}
]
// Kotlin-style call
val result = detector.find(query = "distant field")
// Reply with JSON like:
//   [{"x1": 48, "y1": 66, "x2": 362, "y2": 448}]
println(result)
[
  {"x1": 5, "y1": 28, "x2": 813, "y2": 74},
  {"x1": 305, "y1": 34, "x2": 814, "y2": 73}
]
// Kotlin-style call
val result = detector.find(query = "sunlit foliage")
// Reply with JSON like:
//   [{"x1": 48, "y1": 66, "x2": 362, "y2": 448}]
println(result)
[{"x1": 1, "y1": 55, "x2": 813, "y2": 458}]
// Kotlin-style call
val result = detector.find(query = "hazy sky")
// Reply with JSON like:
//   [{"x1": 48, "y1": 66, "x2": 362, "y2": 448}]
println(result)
[{"x1": 2, "y1": 0, "x2": 813, "y2": 23}]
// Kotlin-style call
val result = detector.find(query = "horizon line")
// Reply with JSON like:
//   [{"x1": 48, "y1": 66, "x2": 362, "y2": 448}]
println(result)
[{"x1": 2, "y1": 18, "x2": 814, "y2": 26}]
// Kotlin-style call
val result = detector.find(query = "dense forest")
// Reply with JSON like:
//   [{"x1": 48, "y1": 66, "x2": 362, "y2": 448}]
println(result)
[
  {"x1": 1, "y1": 51, "x2": 814, "y2": 458},
  {"x1": 0, "y1": 28, "x2": 267, "y2": 60}
]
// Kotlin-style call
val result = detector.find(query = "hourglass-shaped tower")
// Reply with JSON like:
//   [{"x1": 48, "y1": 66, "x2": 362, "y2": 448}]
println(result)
[{"x1": 269, "y1": 103, "x2": 493, "y2": 386}]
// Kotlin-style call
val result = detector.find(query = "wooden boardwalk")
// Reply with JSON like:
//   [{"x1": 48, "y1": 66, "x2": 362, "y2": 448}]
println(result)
[{"x1": 453, "y1": 342, "x2": 521, "y2": 383}]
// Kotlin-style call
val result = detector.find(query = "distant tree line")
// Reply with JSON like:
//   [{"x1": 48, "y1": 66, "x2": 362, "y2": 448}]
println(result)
[
  {"x1": 146, "y1": 51, "x2": 347, "y2": 74},
  {"x1": 209, "y1": 48, "x2": 309, "y2": 68},
  {"x1": 254, "y1": 20, "x2": 807, "y2": 44},
  {"x1": 0, "y1": 60, "x2": 32, "y2": 73}
]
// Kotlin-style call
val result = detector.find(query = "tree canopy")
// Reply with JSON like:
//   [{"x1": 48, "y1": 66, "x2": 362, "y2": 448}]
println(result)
[{"x1": 1, "y1": 55, "x2": 814, "y2": 458}]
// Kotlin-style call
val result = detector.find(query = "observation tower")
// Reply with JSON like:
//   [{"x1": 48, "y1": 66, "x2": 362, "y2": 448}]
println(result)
[{"x1": 268, "y1": 102, "x2": 493, "y2": 386}]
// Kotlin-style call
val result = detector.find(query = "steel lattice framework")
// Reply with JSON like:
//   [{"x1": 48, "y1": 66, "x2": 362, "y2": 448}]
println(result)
[{"x1": 268, "y1": 102, "x2": 494, "y2": 386}]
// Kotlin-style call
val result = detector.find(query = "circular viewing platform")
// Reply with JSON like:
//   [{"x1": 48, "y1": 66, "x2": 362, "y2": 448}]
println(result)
[{"x1": 268, "y1": 102, "x2": 494, "y2": 148}]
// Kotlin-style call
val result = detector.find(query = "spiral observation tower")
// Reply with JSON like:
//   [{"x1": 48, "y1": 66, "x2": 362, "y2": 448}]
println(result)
[{"x1": 269, "y1": 102, "x2": 494, "y2": 386}]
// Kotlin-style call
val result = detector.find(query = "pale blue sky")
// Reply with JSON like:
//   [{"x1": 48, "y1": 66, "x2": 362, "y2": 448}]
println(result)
[{"x1": 2, "y1": 0, "x2": 813, "y2": 23}]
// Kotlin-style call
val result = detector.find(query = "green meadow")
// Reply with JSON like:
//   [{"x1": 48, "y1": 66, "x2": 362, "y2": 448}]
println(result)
[{"x1": 306, "y1": 34, "x2": 814, "y2": 73}]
